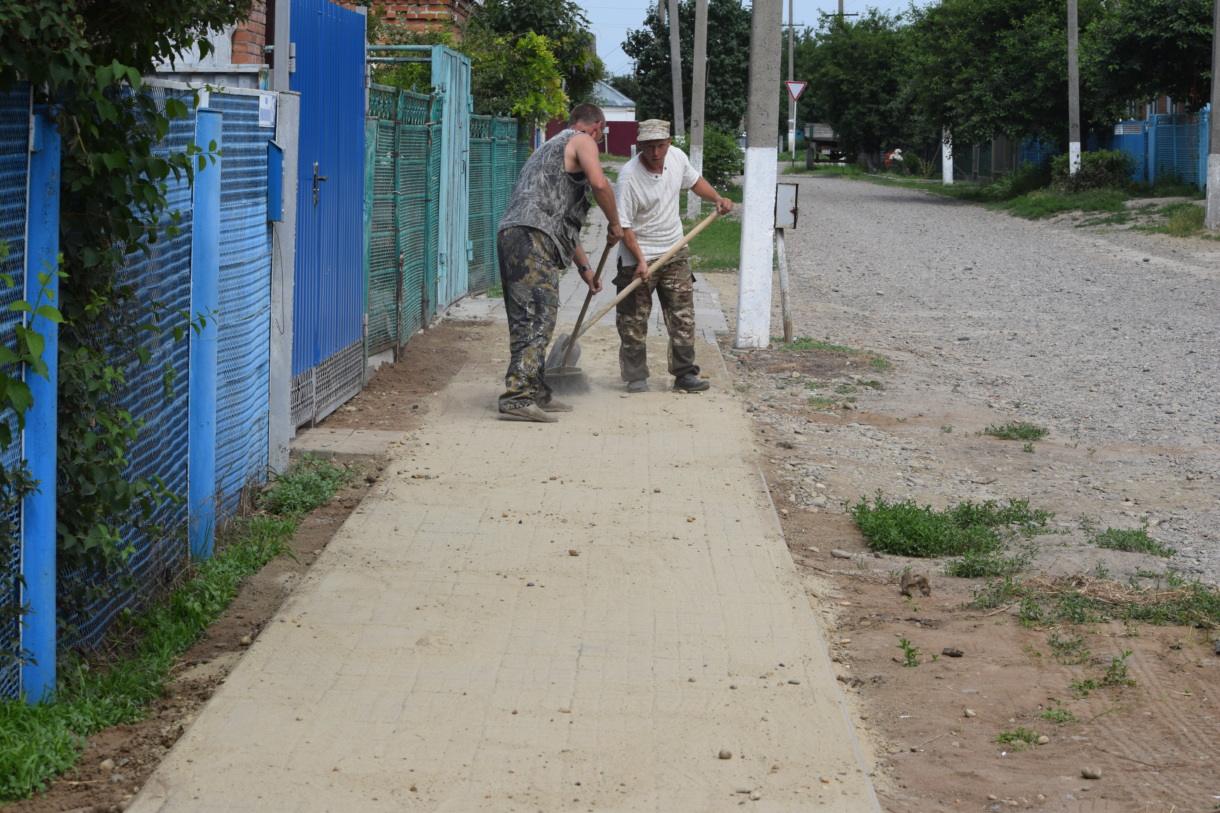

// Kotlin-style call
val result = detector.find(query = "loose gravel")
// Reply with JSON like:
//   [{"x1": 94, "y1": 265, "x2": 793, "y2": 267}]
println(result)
[{"x1": 711, "y1": 173, "x2": 1220, "y2": 584}]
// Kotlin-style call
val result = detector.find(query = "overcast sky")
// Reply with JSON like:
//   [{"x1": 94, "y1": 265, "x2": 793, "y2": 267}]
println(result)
[{"x1": 587, "y1": 1, "x2": 919, "y2": 79}]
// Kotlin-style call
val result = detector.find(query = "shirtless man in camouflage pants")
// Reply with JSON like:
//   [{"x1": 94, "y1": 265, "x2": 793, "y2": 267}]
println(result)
[
  {"x1": 496, "y1": 103, "x2": 624, "y2": 423},
  {"x1": 613, "y1": 119, "x2": 734, "y2": 393}
]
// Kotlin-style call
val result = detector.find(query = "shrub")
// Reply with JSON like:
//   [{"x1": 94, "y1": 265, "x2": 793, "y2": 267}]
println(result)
[
  {"x1": 673, "y1": 127, "x2": 744, "y2": 189},
  {"x1": 981, "y1": 162, "x2": 1052, "y2": 201},
  {"x1": 1051, "y1": 149, "x2": 1135, "y2": 193}
]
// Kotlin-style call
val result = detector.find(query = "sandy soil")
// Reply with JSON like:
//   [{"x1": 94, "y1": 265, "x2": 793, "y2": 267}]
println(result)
[{"x1": 9, "y1": 309, "x2": 1220, "y2": 812}]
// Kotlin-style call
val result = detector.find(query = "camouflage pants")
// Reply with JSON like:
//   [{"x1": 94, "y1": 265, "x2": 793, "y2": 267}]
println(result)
[
  {"x1": 497, "y1": 226, "x2": 561, "y2": 411},
  {"x1": 613, "y1": 245, "x2": 698, "y2": 382}
]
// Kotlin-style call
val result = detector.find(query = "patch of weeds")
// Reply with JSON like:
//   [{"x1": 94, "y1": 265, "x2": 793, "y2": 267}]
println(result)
[
  {"x1": 869, "y1": 356, "x2": 893, "y2": 372},
  {"x1": 1078, "y1": 514, "x2": 1098, "y2": 534},
  {"x1": 807, "y1": 396, "x2": 837, "y2": 410},
  {"x1": 775, "y1": 335, "x2": 855, "y2": 353},
  {"x1": 1022, "y1": 644, "x2": 1043, "y2": 661},
  {"x1": 1018, "y1": 595, "x2": 1047, "y2": 627},
  {"x1": 1076, "y1": 211, "x2": 1132, "y2": 228},
  {"x1": 945, "y1": 545, "x2": 1035, "y2": 579},
  {"x1": 984, "y1": 421, "x2": 1049, "y2": 441},
  {"x1": 1071, "y1": 652, "x2": 1136, "y2": 697},
  {"x1": 804, "y1": 381, "x2": 826, "y2": 391},
  {"x1": 969, "y1": 576, "x2": 1027, "y2": 609},
  {"x1": 1047, "y1": 631, "x2": 1090, "y2": 665},
  {"x1": 993, "y1": 727, "x2": 1041, "y2": 749},
  {"x1": 860, "y1": 380, "x2": 884, "y2": 389},
  {"x1": 898, "y1": 637, "x2": 921, "y2": 667},
  {"x1": 1039, "y1": 699, "x2": 1078, "y2": 724},
  {"x1": 1022, "y1": 442, "x2": 1035, "y2": 453},
  {"x1": 1141, "y1": 202, "x2": 1205, "y2": 238},
  {"x1": 851, "y1": 492, "x2": 1053, "y2": 560},
  {"x1": 259, "y1": 457, "x2": 351, "y2": 518},
  {"x1": 940, "y1": 425, "x2": 954, "y2": 434},
  {"x1": 1056, "y1": 591, "x2": 1103, "y2": 624},
  {"x1": 835, "y1": 384, "x2": 857, "y2": 394},
  {"x1": 1093, "y1": 527, "x2": 1176, "y2": 558},
  {"x1": 485, "y1": 282, "x2": 503, "y2": 298}
]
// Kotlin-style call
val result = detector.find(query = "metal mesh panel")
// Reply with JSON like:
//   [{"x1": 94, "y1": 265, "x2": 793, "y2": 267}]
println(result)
[
  {"x1": 397, "y1": 118, "x2": 432, "y2": 338},
  {"x1": 366, "y1": 118, "x2": 398, "y2": 354},
  {"x1": 1150, "y1": 113, "x2": 1202, "y2": 186},
  {"x1": 0, "y1": 84, "x2": 30, "y2": 698},
  {"x1": 60, "y1": 87, "x2": 197, "y2": 651},
  {"x1": 423, "y1": 110, "x2": 441, "y2": 326},
  {"x1": 467, "y1": 115, "x2": 494, "y2": 294},
  {"x1": 209, "y1": 92, "x2": 273, "y2": 516}
]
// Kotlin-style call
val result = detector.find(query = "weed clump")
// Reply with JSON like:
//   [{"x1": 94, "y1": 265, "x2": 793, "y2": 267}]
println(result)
[
  {"x1": 1092, "y1": 527, "x2": 1176, "y2": 558},
  {"x1": 984, "y1": 421, "x2": 1049, "y2": 441},
  {"x1": 850, "y1": 492, "x2": 1051, "y2": 562}
]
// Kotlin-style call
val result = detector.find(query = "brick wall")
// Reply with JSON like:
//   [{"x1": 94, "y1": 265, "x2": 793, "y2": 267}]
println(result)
[
  {"x1": 344, "y1": 0, "x2": 478, "y2": 34},
  {"x1": 232, "y1": 0, "x2": 268, "y2": 65}
]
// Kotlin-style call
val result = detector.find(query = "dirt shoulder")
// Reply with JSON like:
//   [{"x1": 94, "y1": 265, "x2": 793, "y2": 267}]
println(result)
[{"x1": 704, "y1": 268, "x2": 1220, "y2": 813}]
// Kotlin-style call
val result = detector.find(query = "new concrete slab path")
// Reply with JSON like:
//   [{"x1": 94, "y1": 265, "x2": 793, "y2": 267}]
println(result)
[{"x1": 132, "y1": 222, "x2": 878, "y2": 812}]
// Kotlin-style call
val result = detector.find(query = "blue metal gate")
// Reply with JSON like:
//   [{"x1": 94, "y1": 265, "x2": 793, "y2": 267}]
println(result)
[{"x1": 290, "y1": 0, "x2": 367, "y2": 426}]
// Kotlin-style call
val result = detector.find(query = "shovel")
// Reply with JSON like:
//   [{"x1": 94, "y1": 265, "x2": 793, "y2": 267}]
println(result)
[{"x1": 545, "y1": 242, "x2": 613, "y2": 380}]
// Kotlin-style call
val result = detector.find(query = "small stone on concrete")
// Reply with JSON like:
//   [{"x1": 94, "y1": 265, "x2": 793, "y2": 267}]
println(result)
[
  {"x1": 719, "y1": 750, "x2": 733, "y2": 760},
  {"x1": 1081, "y1": 767, "x2": 1102, "y2": 780}
]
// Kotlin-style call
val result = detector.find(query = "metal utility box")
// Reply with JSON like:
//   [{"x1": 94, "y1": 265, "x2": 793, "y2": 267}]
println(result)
[{"x1": 775, "y1": 182, "x2": 799, "y2": 229}]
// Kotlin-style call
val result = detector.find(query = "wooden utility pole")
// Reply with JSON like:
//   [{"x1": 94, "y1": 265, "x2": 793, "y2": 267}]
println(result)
[
  {"x1": 1067, "y1": 0, "x2": 1081, "y2": 174},
  {"x1": 667, "y1": 0, "x2": 685, "y2": 135},
  {"x1": 687, "y1": 0, "x2": 709, "y2": 216}
]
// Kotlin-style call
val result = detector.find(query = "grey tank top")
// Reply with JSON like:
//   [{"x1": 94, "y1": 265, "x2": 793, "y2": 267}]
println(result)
[{"x1": 498, "y1": 129, "x2": 592, "y2": 265}]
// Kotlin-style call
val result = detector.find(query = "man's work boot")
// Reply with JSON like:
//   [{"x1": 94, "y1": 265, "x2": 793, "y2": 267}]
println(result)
[
  {"x1": 499, "y1": 403, "x2": 558, "y2": 423},
  {"x1": 673, "y1": 372, "x2": 710, "y2": 392},
  {"x1": 627, "y1": 379, "x2": 649, "y2": 393},
  {"x1": 539, "y1": 398, "x2": 574, "y2": 412}
]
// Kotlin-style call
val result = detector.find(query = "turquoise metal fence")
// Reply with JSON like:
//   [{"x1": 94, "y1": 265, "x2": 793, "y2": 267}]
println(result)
[
  {"x1": 365, "y1": 85, "x2": 441, "y2": 354},
  {"x1": 467, "y1": 115, "x2": 522, "y2": 294}
]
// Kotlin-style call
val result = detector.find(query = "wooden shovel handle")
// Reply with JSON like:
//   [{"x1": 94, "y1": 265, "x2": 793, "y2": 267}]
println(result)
[
  {"x1": 570, "y1": 210, "x2": 720, "y2": 344},
  {"x1": 559, "y1": 242, "x2": 612, "y2": 369}
]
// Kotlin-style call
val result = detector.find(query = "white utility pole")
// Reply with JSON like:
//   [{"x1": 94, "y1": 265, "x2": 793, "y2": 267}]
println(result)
[
  {"x1": 735, "y1": 0, "x2": 782, "y2": 349},
  {"x1": 1067, "y1": 0, "x2": 1081, "y2": 174},
  {"x1": 667, "y1": 0, "x2": 686, "y2": 135},
  {"x1": 942, "y1": 129, "x2": 954, "y2": 185},
  {"x1": 687, "y1": 0, "x2": 709, "y2": 216},
  {"x1": 1207, "y1": 0, "x2": 1220, "y2": 229}
]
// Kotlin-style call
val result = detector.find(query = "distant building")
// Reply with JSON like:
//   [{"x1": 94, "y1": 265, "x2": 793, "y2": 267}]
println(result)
[{"x1": 544, "y1": 80, "x2": 639, "y2": 158}]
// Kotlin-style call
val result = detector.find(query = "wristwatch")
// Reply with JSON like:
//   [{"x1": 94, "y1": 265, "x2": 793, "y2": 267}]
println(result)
[{"x1": 578, "y1": 264, "x2": 593, "y2": 274}]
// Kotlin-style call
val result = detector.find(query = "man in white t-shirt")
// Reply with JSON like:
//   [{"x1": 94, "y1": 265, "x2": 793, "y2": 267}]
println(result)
[{"x1": 614, "y1": 119, "x2": 734, "y2": 393}]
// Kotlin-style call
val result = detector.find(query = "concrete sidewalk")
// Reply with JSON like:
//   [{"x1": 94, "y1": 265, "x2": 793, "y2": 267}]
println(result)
[{"x1": 132, "y1": 231, "x2": 878, "y2": 812}]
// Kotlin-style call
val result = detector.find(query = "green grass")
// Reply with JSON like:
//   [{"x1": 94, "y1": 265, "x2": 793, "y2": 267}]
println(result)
[
  {"x1": 781, "y1": 164, "x2": 863, "y2": 178},
  {"x1": 993, "y1": 726, "x2": 1041, "y2": 749},
  {"x1": 775, "y1": 336, "x2": 854, "y2": 353},
  {"x1": 684, "y1": 216, "x2": 741, "y2": 271},
  {"x1": 984, "y1": 421, "x2": 1049, "y2": 441},
  {"x1": 849, "y1": 492, "x2": 1052, "y2": 561},
  {"x1": 1039, "y1": 699, "x2": 1079, "y2": 724},
  {"x1": 485, "y1": 282, "x2": 503, "y2": 299},
  {"x1": 0, "y1": 457, "x2": 352, "y2": 802},
  {"x1": 1047, "y1": 631, "x2": 1090, "y2": 665},
  {"x1": 1092, "y1": 527, "x2": 1176, "y2": 558},
  {"x1": 1142, "y1": 202, "x2": 1206, "y2": 238}
]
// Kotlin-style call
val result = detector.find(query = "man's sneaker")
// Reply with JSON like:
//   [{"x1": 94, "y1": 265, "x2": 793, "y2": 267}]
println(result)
[
  {"x1": 673, "y1": 372, "x2": 710, "y2": 392},
  {"x1": 499, "y1": 403, "x2": 558, "y2": 423},
  {"x1": 539, "y1": 398, "x2": 574, "y2": 412},
  {"x1": 627, "y1": 379, "x2": 649, "y2": 393}
]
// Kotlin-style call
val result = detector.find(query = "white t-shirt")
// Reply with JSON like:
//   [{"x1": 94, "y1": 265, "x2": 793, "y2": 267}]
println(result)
[{"x1": 615, "y1": 147, "x2": 701, "y2": 264}]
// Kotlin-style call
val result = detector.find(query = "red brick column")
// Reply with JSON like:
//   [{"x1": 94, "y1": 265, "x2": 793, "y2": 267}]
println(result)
[{"x1": 232, "y1": 1, "x2": 269, "y2": 65}]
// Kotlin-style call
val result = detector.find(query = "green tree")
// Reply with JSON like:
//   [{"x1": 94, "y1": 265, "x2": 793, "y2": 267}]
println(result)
[
  {"x1": 622, "y1": 0, "x2": 752, "y2": 132},
  {"x1": 476, "y1": 0, "x2": 603, "y2": 105},
  {"x1": 1082, "y1": 0, "x2": 1214, "y2": 115},
  {"x1": 805, "y1": 9, "x2": 928, "y2": 158},
  {"x1": 374, "y1": 26, "x2": 568, "y2": 121},
  {"x1": 905, "y1": 0, "x2": 1106, "y2": 148}
]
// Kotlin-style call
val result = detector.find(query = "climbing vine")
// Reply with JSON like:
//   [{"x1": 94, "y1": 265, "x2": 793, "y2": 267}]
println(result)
[{"x1": 0, "y1": 0, "x2": 250, "y2": 639}]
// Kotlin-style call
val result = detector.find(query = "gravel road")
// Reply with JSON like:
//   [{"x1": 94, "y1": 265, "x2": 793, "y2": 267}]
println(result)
[{"x1": 711, "y1": 173, "x2": 1220, "y2": 584}]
